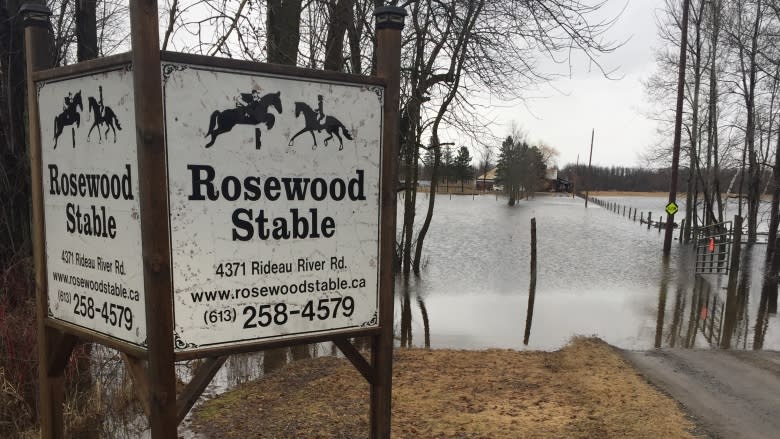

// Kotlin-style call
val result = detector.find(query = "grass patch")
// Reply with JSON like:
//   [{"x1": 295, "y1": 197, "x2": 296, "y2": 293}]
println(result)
[{"x1": 193, "y1": 337, "x2": 697, "y2": 438}]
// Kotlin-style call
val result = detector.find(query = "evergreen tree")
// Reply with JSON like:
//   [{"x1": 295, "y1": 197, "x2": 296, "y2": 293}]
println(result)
[
  {"x1": 442, "y1": 145, "x2": 455, "y2": 187},
  {"x1": 496, "y1": 136, "x2": 524, "y2": 205},
  {"x1": 453, "y1": 146, "x2": 473, "y2": 191},
  {"x1": 496, "y1": 137, "x2": 547, "y2": 205}
]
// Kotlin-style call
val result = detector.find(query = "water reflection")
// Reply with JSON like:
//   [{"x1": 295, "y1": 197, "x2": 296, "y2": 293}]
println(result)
[
  {"x1": 397, "y1": 275, "x2": 431, "y2": 349},
  {"x1": 648, "y1": 244, "x2": 780, "y2": 350}
]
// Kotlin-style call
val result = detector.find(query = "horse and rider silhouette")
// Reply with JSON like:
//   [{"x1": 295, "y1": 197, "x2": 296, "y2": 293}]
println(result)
[
  {"x1": 53, "y1": 91, "x2": 83, "y2": 149},
  {"x1": 288, "y1": 95, "x2": 352, "y2": 150},
  {"x1": 87, "y1": 96, "x2": 122, "y2": 143},
  {"x1": 205, "y1": 91, "x2": 282, "y2": 148}
]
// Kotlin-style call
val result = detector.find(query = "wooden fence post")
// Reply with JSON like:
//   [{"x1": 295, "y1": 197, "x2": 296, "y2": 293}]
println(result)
[
  {"x1": 523, "y1": 218, "x2": 537, "y2": 345},
  {"x1": 372, "y1": 6, "x2": 406, "y2": 439},
  {"x1": 23, "y1": 4, "x2": 69, "y2": 438},
  {"x1": 129, "y1": 1, "x2": 177, "y2": 436},
  {"x1": 679, "y1": 219, "x2": 685, "y2": 242},
  {"x1": 648, "y1": 212, "x2": 652, "y2": 229}
]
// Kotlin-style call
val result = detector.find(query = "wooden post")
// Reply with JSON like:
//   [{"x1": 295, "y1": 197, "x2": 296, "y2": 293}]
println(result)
[
  {"x1": 679, "y1": 219, "x2": 685, "y2": 242},
  {"x1": 372, "y1": 6, "x2": 405, "y2": 439},
  {"x1": 726, "y1": 216, "x2": 743, "y2": 294},
  {"x1": 129, "y1": 1, "x2": 177, "y2": 437},
  {"x1": 633, "y1": 208, "x2": 637, "y2": 221},
  {"x1": 523, "y1": 218, "x2": 537, "y2": 345},
  {"x1": 622, "y1": 205, "x2": 626, "y2": 216},
  {"x1": 648, "y1": 212, "x2": 652, "y2": 229},
  {"x1": 585, "y1": 129, "x2": 594, "y2": 208},
  {"x1": 23, "y1": 4, "x2": 67, "y2": 438}
]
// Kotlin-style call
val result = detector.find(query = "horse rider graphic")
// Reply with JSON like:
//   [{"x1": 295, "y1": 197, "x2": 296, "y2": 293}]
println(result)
[{"x1": 63, "y1": 92, "x2": 72, "y2": 112}]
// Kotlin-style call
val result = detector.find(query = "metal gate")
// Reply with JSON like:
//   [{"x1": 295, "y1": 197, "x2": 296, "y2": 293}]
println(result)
[{"x1": 694, "y1": 221, "x2": 733, "y2": 274}]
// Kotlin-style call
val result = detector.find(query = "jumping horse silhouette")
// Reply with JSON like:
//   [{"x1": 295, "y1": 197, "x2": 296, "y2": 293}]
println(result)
[
  {"x1": 288, "y1": 102, "x2": 353, "y2": 150},
  {"x1": 53, "y1": 91, "x2": 83, "y2": 149},
  {"x1": 204, "y1": 91, "x2": 282, "y2": 148},
  {"x1": 87, "y1": 96, "x2": 122, "y2": 143}
]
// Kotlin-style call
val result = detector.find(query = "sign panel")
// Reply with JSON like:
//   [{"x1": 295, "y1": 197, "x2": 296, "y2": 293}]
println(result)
[
  {"x1": 163, "y1": 63, "x2": 383, "y2": 350},
  {"x1": 665, "y1": 201, "x2": 679, "y2": 216},
  {"x1": 37, "y1": 67, "x2": 147, "y2": 346}
]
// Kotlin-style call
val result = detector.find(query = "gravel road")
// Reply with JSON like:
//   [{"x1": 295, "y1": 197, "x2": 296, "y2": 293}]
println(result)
[{"x1": 624, "y1": 349, "x2": 780, "y2": 439}]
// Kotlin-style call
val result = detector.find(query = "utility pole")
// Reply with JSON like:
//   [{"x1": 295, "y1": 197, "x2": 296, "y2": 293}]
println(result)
[
  {"x1": 585, "y1": 129, "x2": 594, "y2": 207},
  {"x1": 664, "y1": 0, "x2": 691, "y2": 254}
]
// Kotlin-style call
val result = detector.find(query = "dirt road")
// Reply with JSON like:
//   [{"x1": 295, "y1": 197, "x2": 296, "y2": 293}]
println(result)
[{"x1": 624, "y1": 349, "x2": 780, "y2": 439}]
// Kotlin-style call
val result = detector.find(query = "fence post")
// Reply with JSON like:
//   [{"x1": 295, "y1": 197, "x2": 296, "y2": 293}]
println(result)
[
  {"x1": 679, "y1": 219, "x2": 685, "y2": 242},
  {"x1": 372, "y1": 6, "x2": 406, "y2": 438},
  {"x1": 523, "y1": 218, "x2": 537, "y2": 345},
  {"x1": 129, "y1": 0, "x2": 178, "y2": 436},
  {"x1": 647, "y1": 212, "x2": 652, "y2": 229},
  {"x1": 22, "y1": 4, "x2": 68, "y2": 438},
  {"x1": 726, "y1": 216, "x2": 743, "y2": 299}
]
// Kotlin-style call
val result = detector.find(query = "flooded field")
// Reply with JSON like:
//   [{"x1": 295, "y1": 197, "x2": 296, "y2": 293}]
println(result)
[{"x1": 399, "y1": 193, "x2": 779, "y2": 351}]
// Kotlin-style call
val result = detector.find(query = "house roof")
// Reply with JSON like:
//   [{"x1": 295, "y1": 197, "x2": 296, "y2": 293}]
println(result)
[{"x1": 476, "y1": 168, "x2": 497, "y2": 181}]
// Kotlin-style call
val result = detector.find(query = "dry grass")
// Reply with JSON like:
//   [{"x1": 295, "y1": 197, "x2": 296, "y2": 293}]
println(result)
[{"x1": 193, "y1": 337, "x2": 696, "y2": 439}]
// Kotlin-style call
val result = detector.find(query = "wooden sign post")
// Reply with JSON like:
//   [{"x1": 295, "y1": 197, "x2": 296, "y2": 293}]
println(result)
[{"x1": 22, "y1": 1, "x2": 405, "y2": 437}]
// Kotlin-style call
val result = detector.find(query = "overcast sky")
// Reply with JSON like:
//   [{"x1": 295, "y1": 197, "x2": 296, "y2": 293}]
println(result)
[{"x1": 483, "y1": 0, "x2": 666, "y2": 169}]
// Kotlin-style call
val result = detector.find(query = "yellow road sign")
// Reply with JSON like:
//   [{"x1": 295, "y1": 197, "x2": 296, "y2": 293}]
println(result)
[{"x1": 665, "y1": 201, "x2": 679, "y2": 216}]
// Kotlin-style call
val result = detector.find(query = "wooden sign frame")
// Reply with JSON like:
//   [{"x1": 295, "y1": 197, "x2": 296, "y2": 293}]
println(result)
[{"x1": 22, "y1": 1, "x2": 405, "y2": 438}]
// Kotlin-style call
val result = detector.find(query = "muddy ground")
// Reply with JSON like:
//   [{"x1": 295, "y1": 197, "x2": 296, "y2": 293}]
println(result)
[{"x1": 192, "y1": 338, "x2": 696, "y2": 438}]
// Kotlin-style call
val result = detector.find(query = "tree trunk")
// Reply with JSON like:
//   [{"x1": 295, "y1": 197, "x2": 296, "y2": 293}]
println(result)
[
  {"x1": 76, "y1": 0, "x2": 98, "y2": 60},
  {"x1": 706, "y1": 0, "x2": 723, "y2": 226},
  {"x1": 400, "y1": 103, "x2": 420, "y2": 275},
  {"x1": 346, "y1": 2, "x2": 362, "y2": 74},
  {"x1": 267, "y1": 0, "x2": 303, "y2": 65},
  {"x1": 684, "y1": 2, "x2": 704, "y2": 241},
  {"x1": 0, "y1": 0, "x2": 32, "y2": 265},
  {"x1": 324, "y1": 0, "x2": 352, "y2": 71},
  {"x1": 413, "y1": 144, "x2": 440, "y2": 275},
  {"x1": 743, "y1": 0, "x2": 762, "y2": 243},
  {"x1": 761, "y1": 119, "x2": 780, "y2": 312}
]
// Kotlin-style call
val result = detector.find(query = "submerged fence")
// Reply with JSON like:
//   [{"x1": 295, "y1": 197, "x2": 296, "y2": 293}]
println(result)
[{"x1": 584, "y1": 195, "x2": 681, "y2": 235}]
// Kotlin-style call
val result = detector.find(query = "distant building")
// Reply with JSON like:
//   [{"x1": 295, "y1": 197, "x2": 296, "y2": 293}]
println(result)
[
  {"x1": 475, "y1": 168, "x2": 497, "y2": 190},
  {"x1": 544, "y1": 167, "x2": 571, "y2": 192}
]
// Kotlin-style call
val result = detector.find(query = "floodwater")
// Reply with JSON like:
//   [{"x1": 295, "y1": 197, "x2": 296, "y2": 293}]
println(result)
[{"x1": 398, "y1": 193, "x2": 779, "y2": 351}]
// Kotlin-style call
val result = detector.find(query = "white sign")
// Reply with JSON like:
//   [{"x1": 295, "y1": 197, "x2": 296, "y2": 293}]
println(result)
[
  {"x1": 37, "y1": 67, "x2": 147, "y2": 346},
  {"x1": 163, "y1": 63, "x2": 383, "y2": 350}
]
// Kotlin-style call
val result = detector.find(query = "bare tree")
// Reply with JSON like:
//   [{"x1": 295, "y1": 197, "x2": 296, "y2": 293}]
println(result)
[{"x1": 478, "y1": 143, "x2": 494, "y2": 191}]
